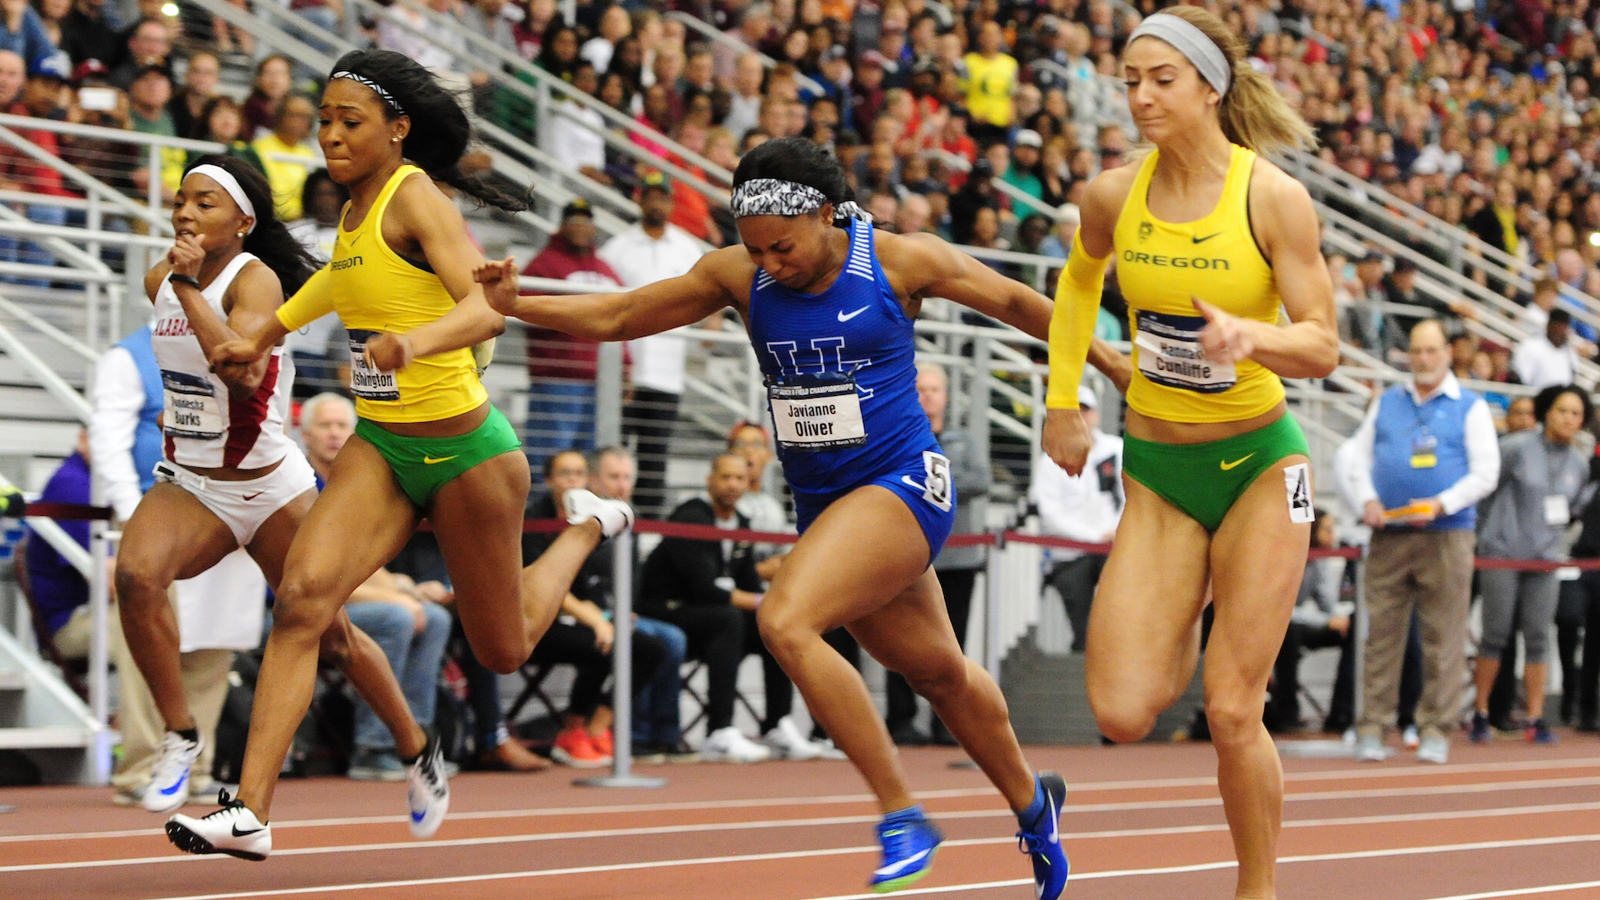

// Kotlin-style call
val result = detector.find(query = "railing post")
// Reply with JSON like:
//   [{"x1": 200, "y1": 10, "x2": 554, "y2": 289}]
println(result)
[
  {"x1": 146, "y1": 144, "x2": 161, "y2": 215},
  {"x1": 595, "y1": 340, "x2": 624, "y2": 447},
  {"x1": 985, "y1": 529, "x2": 1006, "y2": 684}
]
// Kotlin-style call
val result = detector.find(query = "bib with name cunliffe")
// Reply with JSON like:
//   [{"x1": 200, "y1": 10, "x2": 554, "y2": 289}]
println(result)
[{"x1": 1113, "y1": 144, "x2": 1286, "y2": 424}]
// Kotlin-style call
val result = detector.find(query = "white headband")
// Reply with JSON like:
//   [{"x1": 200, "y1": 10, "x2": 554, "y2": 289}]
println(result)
[
  {"x1": 729, "y1": 178, "x2": 871, "y2": 222},
  {"x1": 1127, "y1": 13, "x2": 1231, "y2": 97},
  {"x1": 185, "y1": 164, "x2": 257, "y2": 235}
]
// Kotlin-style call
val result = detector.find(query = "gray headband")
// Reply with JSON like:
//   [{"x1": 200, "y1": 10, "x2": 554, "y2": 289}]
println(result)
[
  {"x1": 1126, "y1": 13, "x2": 1231, "y2": 97},
  {"x1": 729, "y1": 178, "x2": 871, "y2": 223},
  {"x1": 331, "y1": 71, "x2": 406, "y2": 116}
]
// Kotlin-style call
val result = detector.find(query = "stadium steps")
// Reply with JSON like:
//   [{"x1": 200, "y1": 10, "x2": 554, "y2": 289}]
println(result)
[{"x1": 0, "y1": 625, "x2": 108, "y2": 785}]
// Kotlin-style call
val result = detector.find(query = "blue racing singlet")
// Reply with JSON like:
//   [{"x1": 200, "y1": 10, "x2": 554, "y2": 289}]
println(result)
[{"x1": 746, "y1": 220, "x2": 955, "y2": 559}]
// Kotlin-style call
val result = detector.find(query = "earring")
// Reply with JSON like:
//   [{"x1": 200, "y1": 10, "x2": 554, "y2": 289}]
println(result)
[
  {"x1": 391, "y1": 137, "x2": 399, "y2": 143},
  {"x1": 236, "y1": 231, "x2": 244, "y2": 238}
]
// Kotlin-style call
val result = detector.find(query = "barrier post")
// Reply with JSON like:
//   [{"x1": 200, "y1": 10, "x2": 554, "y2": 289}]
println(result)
[
  {"x1": 985, "y1": 529, "x2": 1006, "y2": 685},
  {"x1": 1350, "y1": 551, "x2": 1366, "y2": 728},
  {"x1": 576, "y1": 527, "x2": 666, "y2": 789}
]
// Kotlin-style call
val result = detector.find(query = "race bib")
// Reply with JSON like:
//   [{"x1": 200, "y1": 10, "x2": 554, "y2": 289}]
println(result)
[
  {"x1": 768, "y1": 379, "x2": 866, "y2": 451},
  {"x1": 161, "y1": 370, "x2": 224, "y2": 439},
  {"x1": 1283, "y1": 462, "x2": 1314, "y2": 524},
  {"x1": 348, "y1": 329, "x2": 400, "y2": 402},
  {"x1": 917, "y1": 450, "x2": 953, "y2": 512},
  {"x1": 1134, "y1": 311, "x2": 1237, "y2": 393}
]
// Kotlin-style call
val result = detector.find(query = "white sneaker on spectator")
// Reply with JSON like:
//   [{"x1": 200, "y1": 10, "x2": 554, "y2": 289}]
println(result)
[
  {"x1": 1401, "y1": 725, "x2": 1420, "y2": 749},
  {"x1": 143, "y1": 732, "x2": 204, "y2": 813},
  {"x1": 812, "y1": 737, "x2": 849, "y2": 760},
  {"x1": 563, "y1": 488, "x2": 633, "y2": 537},
  {"x1": 762, "y1": 717, "x2": 823, "y2": 760},
  {"x1": 1415, "y1": 734, "x2": 1449, "y2": 764},
  {"x1": 700, "y1": 726, "x2": 772, "y2": 763},
  {"x1": 1354, "y1": 733, "x2": 1387, "y2": 762}
]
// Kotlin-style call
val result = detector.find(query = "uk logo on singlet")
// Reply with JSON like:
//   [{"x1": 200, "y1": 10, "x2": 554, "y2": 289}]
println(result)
[{"x1": 764, "y1": 337, "x2": 875, "y2": 400}]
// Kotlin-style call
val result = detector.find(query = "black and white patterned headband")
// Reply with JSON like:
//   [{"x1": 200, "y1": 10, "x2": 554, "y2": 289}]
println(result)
[
  {"x1": 729, "y1": 178, "x2": 871, "y2": 223},
  {"x1": 331, "y1": 71, "x2": 407, "y2": 116}
]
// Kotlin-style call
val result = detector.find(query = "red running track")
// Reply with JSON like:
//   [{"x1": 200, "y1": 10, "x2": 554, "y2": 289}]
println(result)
[{"x1": 3, "y1": 736, "x2": 1600, "y2": 900}]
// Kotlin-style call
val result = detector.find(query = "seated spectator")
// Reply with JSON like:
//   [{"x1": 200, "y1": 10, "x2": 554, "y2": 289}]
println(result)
[
  {"x1": 253, "y1": 94, "x2": 316, "y2": 221},
  {"x1": 24, "y1": 430, "x2": 112, "y2": 660},
  {"x1": 126, "y1": 64, "x2": 182, "y2": 201},
  {"x1": 893, "y1": 191, "x2": 931, "y2": 235},
  {"x1": 1267, "y1": 510, "x2": 1356, "y2": 735},
  {"x1": 1512, "y1": 309, "x2": 1580, "y2": 390},
  {"x1": 241, "y1": 55, "x2": 290, "y2": 140},
  {"x1": 1001, "y1": 128, "x2": 1044, "y2": 202},
  {"x1": 0, "y1": 52, "x2": 74, "y2": 284},
  {"x1": 186, "y1": 96, "x2": 264, "y2": 172},
  {"x1": 588, "y1": 446, "x2": 690, "y2": 760},
  {"x1": 640, "y1": 454, "x2": 795, "y2": 763},
  {"x1": 108, "y1": 16, "x2": 169, "y2": 89},
  {"x1": 58, "y1": 0, "x2": 119, "y2": 68},
  {"x1": 0, "y1": 0, "x2": 55, "y2": 73},
  {"x1": 540, "y1": 61, "x2": 607, "y2": 184},
  {"x1": 285, "y1": 173, "x2": 347, "y2": 396},
  {"x1": 295, "y1": 393, "x2": 457, "y2": 781},
  {"x1": 1520, "y1": 278, "x2": 1561, "y2": 337},
  {"x1": 167, "y1": 50, "x2": 217, "y2": 141},
  {"x1": 1031, "y1": 385, "x2": 1121, "y2": 653},
  {"x1": 1383, "y1": 257, "x2": 1473, "y2": 337},
  {"x1": 525, "y1": 450, "x2": 669, "y2": 767}
]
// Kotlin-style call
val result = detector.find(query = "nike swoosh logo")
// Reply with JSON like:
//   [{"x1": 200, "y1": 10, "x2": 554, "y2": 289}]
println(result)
[
  {"x1": 901, "y1": 476, "x2": 924, "y2": 491},
  {"x1": 159, "y1": 772, "x2": 187, "y2": 796},
  {"x1": 242, "y1": 492, "x2": 264, "y2": 501},
  {"x1": 232, "y1": 823, "x2": 264, "y2": 837},
  {"x1": 410, "y1": 809, "x2": 428, "y2": 824},
  {"x1": 1220, "y1": 453, "x2": 1255, "y2": 471},
  {"x1": 1048, "y1": 789, "x2": 1059, "y2": 843},
  {"x1": 1192, "y1": 232, "x2": 1221, "y2": 243},
  {"x1": 837, "y1": 305, "x2": 870, "y2": 322},
  {"x1": 423, "y1": 455, "x2": 458, "y2": 465},
  {"x1": 874, "y1": 848, "x2": 931, "y2": 877}
]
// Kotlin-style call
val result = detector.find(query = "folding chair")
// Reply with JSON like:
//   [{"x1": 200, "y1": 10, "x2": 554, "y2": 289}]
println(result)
[
  {"x1": 505, "y1": 659, "x2": 561, "y2": 725},
  {"x1": 678, "y1": 659, "x2": 763, "y2": 738}
]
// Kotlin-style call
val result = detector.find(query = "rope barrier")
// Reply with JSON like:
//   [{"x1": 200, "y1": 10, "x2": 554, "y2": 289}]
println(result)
[{"x1": 3, "y1": 506, "x2": 1582, "y2": 571}]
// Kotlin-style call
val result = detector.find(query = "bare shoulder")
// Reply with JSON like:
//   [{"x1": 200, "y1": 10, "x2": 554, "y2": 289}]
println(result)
[
  {"x1": 232, "y1": 258, "x2": 285, "y2": 299},
  {"x1": 144, "y1": 259, "x2": 171, "y2": 301},
  {"x1": 1247, "y1": 157, "x2": 1319, "y2": 246},
  {"x1": 875, "y1": 230, "x2": 963, "y2": 287},
  {"x1": 698, "y1": 245, "x2": 762, "y2": 297}
]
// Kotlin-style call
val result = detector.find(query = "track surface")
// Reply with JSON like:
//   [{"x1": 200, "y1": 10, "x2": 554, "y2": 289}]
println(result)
[{"x1": 3, "y1": 738, "x2": 1600, "y2": 899}]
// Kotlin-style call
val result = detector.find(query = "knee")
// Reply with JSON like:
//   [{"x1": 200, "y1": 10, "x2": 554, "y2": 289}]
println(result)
[
  {"x1": 1204, "y1": 691, "x2": 1265, "y2": 747},
  {"x1": 901, "y1": 654, "x2": 970, "y2": 705},
  {"x1": 755, "y1": 601, "x2": 811, "y2": 664},
  {"x1": 113, "y1": 557, "x2": 166, "y2": 606},
  {"x1": 1524, "y1": 631, "x2": 1551, "y2": 665},
  {"x1": 477, "y1": 641, "x2": 530, "y2": 676},
  {"x1": 1087, "y1": 684, "x2": 1160, "y2": 744}
]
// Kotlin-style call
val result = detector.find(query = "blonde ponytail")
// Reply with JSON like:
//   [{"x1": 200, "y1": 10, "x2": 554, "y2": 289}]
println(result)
[{"x1": 1158, "y1": 5, "x2": 1317, "y2": 156}]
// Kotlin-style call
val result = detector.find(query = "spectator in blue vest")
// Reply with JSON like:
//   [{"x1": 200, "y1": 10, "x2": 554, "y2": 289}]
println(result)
[{"x1": 1342, "y1": 320, "x2": 1501, "y2": 765}]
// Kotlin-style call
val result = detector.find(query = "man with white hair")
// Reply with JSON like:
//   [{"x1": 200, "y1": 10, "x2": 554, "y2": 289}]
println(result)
[
  {"x1": 1341, "y1": 320, "x2": 1500, "y2": 765},
  {"x1": 1031, "y1": 385, "x2": 1122, "y2": 653},
  {"x1": 894, "y1": 192, "x2": 932, "y2": 235}
]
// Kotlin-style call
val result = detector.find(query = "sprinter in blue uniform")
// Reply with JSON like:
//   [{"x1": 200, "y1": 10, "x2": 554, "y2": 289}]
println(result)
[{"x1": 476, "y1": 138, "x2": 1129, "y2": 897}]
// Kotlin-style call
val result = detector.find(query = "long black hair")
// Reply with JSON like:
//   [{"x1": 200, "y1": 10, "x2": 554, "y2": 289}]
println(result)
[
  {"x1": 327, "y1": 49, "x2": 528, "y2": 212},
  {"x1": 184, "y1": 154, "x2": 321, "y2": 298},
  {"x1": 732, "y1": 136, "x2": 855, "y2": 225}
]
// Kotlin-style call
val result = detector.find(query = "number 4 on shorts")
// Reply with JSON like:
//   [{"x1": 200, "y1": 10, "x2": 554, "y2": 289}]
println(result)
[{"x1": 1283, "y1": 463, "x2": 1314, "y2": 524}]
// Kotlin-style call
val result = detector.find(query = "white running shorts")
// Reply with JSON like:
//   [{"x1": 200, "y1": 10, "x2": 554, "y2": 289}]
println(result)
[{"x1": 153, "y1": 451, "x2": 317, "y2": 546}]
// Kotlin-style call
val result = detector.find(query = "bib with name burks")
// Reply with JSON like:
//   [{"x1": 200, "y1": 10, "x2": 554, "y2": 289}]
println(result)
[{"x1": 148, "y1": 251, "x2": 296, "y2": 470}]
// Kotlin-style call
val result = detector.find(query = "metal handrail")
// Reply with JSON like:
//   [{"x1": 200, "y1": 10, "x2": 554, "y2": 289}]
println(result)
[
  {"x1": 0, "y1": 316, "x2": 93, "y2": 421},
  {"x1": 0, "y1": 296, "x2": 98, "y2": 362},
  {"x1": 0, "y1": 113, "x2": 226, "y2": 154},
  {"x1": 0, "y1": 124, "x2": 172, "y2": 234},
  {"x1": 476, "y1": 118, "x2": 641, "y2": 219},
  {"x1": 663, "y1": 11, "x2": 827, "y2": 97}
]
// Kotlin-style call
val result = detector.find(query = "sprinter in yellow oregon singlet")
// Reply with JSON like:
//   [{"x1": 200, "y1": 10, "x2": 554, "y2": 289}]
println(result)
[
  {"x1": 1041, "y1": 8, "x2": 1339, "y2": 900},
  {"x1": 175, "y1": 50, "x2": 631, "y2": 861}
]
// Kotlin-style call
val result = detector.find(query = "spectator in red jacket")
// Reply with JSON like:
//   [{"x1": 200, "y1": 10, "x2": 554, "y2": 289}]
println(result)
[{"x1": 520, "y1": 198, "x2": 624, "y2": 476}]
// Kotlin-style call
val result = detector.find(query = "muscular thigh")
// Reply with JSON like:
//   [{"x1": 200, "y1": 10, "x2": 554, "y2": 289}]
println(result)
[
  {"x1": 847, "y1": 568, "x2": 965, "y2": 679},
  {"x1": 761, "y1": 486, "x2": 935, "y2": 634},
  {"x1": 118, "y1": 483, "x2": 240, "y2": 581},
  {"x1": 279, "y1": 436, "x2": 420, "y2": 609},
  {"x1": 1205, "y1": 456, "x2": 1313, "y2": 693},
  {"x1": 428, "y1": 450, "x2": 530, "y2": 639},
  {"x1": 1085, "y1": 476, "x2": 1211, "y2": 701},
  {"x1": 246, "y1": 489, "x2": 316, "y2": 591}
]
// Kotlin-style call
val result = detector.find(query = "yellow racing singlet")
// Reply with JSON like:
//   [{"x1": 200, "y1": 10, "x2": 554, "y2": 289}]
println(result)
[
  {"x1": 276, "y1": 165, "x2": 488, "y2": 423},
  {"x1": 1113, "y1": 145, "x2": 1286, "y2": 424}
]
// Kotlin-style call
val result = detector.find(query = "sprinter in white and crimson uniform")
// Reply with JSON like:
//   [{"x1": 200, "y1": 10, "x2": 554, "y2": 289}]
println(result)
[
  {"x1": 474, "y1": 137, "x2": 1135, "y2": 898},
  {"x1": 115, "y1": 157, "x2": 445, "y2": 853}
]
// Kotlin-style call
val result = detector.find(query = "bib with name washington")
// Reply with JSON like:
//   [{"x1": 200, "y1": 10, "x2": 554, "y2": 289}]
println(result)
[{"x1": 747, "y1": 219, "x2": 941, "y2": 495}]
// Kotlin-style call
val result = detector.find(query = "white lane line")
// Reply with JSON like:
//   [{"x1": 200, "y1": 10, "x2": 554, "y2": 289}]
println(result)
[
  {"x1": 12, "y1": 793, "x2": 1600, "y2": 875},
  {"x1": 128, "y1": 832, "x2": 1600, "y2": 900},
  {"x1": 1417, "y1": 881, "x2": 1600, "y2": 900},
  {"x1": 7, "y1": 755, "x2": 1599, "y2": 845}
]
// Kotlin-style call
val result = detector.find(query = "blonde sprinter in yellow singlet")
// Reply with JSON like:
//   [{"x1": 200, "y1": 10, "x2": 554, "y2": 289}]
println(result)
[
  {"x1": 1043, "y1": 9, "x2": 1338, "y2": 899},
  {"x1": 169, "y1": 51, "x2": 628, "y2": 859}
]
